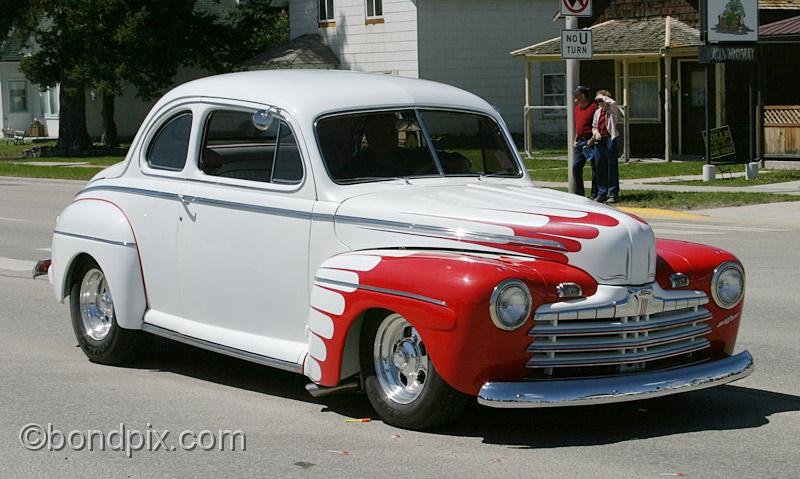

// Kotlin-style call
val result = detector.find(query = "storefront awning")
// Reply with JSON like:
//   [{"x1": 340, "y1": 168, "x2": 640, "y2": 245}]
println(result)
[{"x1": 511, "y1": 17, "x2": 700, "y2": 60}]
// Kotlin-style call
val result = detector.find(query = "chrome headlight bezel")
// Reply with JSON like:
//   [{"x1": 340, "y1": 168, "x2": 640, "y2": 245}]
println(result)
[
  {"x1": 489, "y1": 279, "x2": 533, "y2": 331},
  {"x1": 711, "y1": 261, "x2": 745, "y2": 309}
]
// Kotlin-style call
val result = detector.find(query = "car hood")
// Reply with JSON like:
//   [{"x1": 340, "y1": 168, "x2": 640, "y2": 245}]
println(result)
[{"x1": 333, "y1": 182, "x2": 656, "y2": 286}]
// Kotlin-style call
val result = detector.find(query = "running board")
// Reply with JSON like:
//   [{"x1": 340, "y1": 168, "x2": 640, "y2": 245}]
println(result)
[{"x1": 141, "y1": 323, "x2": 302, "y2": 373}]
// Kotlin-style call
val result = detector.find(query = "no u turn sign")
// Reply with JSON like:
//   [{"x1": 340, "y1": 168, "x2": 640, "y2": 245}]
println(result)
[{"x1": 561, "y1": 0, "x2": 592, "y2": 17}]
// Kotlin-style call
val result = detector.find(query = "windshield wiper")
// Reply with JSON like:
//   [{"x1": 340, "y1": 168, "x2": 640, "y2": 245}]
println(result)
[
  {"x1": 479, "y1": 172, "x2": 519, "y2": 180},
  {"x1": 337, "y1": 176, "x2": 410, "y2": 185}
]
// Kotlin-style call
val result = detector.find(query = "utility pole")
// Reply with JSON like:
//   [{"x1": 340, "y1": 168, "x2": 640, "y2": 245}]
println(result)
[{"x1": 566, "y1": 15, "x2": 578, "y2": 194}]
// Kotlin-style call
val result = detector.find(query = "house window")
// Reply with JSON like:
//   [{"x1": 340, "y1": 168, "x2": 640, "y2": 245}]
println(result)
[
  {"x1": 319, "y1": 0, "x2": 335, "y2": 26},
  {"x1": 365, "y1": 0, "x2": 384, "y2": 24},
  {"x1": 620, "y1": 61, "x2": 660, "y2": 122},
  {"x1": 542, "y1": 72, "x2": 566, "y2": 116},
  {"x1": 9, "y1": 80, "x2": 28, "y2": 113},
  {"x1": 366, "y1": 0, "x2": 383, "y2": 17}
]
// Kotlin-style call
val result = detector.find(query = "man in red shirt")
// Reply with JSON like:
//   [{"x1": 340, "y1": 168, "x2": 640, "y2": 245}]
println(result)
[{"x1": 572, "y1": 86, "x2": 598, "y2": 198}]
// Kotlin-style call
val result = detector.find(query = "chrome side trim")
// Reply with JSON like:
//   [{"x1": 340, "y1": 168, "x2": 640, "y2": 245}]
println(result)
[
  {"x1": 478, "y1": 351, "x2": 754, "y2": 408},
  {"x1": 141, "y1": 323, "x2": 302, "y2": 373},
  {"x1": 338, "y1": 216, "x2": 567, "y2": 251},
  {"x1": 80, "y1": 185, "x2": 313, "y2": 221},
  {"x1": 80, "y1": 185, "x2": 565, "y2": 251},
  {"x1": 313, "y1": 277, "x2": 448, "y2": 307},
  {"x1": 53, "y1": 230, "x2": 137, "y2": 248}
]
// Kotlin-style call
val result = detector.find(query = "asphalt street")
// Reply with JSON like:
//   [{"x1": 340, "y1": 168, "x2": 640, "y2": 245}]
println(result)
[{"x1": 1, "y1": 176, "x2": 798, "y2": 478}]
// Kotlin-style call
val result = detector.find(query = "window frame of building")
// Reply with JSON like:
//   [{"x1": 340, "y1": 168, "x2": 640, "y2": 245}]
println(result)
[
  {"x1": 365, "y1": 0, "x2": 384, "y2": 24},
  {"x1": 541, "y1": 72, "x2": 566, "y2": 117},
  {"x1": 319, "y1": 0, "x2": 335, "y2": 27},
  {"x1": 8, "y1": 80, "x2": 28, "y2": 113},
  {"x1": 617, "y1": 60, "x2": 662, "y2": 124}
]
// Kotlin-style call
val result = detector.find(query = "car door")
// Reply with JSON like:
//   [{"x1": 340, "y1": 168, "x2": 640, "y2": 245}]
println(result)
[
  {"x1": 172, "y1": 103, "x2": 313, "y2": 364},
  {"x1": 127, "y1": 106, "x2": 197, "y2": 319}
]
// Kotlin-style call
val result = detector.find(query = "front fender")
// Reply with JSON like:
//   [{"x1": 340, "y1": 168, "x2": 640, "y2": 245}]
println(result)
[
  {"x1": 52, "y1": 198, "x2": 146, "y2": 330},
  {"x1": 304, "y1": 249, "x2": 597, "y2": 395},
  {"x1": 655, "y1": 239, "x2": 744, "y2": 356}
]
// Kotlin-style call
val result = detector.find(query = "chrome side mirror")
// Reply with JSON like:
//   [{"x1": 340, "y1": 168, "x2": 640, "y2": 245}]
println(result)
[{"x1": 252, "y1": 109, "x2": 275, "y2": 131}]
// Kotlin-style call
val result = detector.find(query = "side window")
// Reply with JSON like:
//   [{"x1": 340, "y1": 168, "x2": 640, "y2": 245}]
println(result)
[
  {"x1": 147, "y1": 112, "x2": 192, "y2": 171},
  {"x1": 200, "y1": 109, "x2": 302, "y2": 185},
  {"x1": 272, "y1": 124, "x2": 303, "y2": 184}
]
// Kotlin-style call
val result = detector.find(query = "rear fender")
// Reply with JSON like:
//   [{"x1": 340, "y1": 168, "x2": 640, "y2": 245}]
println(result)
[{"x1": 52, "y1": 198, "x2": 146, "y2": 330}]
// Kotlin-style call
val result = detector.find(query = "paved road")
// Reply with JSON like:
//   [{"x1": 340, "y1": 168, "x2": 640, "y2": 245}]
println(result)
[{"x1": 1, "y1": 177, "x2": 798, "y2": 478}]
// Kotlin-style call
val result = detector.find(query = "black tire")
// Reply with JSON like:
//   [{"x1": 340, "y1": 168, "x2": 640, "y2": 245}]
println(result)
[
  {"x1": 69, "y1": 258, "x2": 149, "y2": 365},
  {"x1": 360, "y1": 311, "x2": 469, "y2": 430}
]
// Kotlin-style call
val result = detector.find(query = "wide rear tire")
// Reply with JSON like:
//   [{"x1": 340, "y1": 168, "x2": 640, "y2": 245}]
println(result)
[{"x1": 69, "y1": 258, "x2": 149, "y2": 365}]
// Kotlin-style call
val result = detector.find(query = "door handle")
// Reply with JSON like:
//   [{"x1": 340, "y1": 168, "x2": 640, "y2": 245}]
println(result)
[{"x1": 177, "y1": 194, "x2": 197, "y2": 221}]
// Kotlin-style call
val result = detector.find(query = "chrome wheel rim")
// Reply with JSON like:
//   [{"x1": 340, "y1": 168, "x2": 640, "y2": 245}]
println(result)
[
  {"x1": 373, "y1": 313, "x2": 429, "y2": 404},
  {"x1": 79, "y1": 268, "x2": 114, "y2": 341}
]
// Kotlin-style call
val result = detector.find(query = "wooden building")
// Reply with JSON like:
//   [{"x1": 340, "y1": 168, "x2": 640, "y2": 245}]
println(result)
[{"x1": 513, "y1": 0, "x2": 800, "y2": 161}]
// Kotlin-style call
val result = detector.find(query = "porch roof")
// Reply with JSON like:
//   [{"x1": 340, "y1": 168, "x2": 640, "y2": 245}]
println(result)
[
  {"x1": 760, "y1": 14, "x2": 800, "y2": 35},
  {"x1": 242, "y1": 34, "x2": 340, "y2": 70},
  {"x1": 0, "y1": 35, "x2": 25, "y2": 62},
  {"x1": 759, "y1": 0, "x2": 800, "y2": 9},
  {"x1": 511, "y1": 17, "x2": 700, "y2": 59}
]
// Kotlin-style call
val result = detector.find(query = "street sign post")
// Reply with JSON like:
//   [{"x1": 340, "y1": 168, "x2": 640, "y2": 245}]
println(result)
[
  {"x1": 561, "y1": 29, "x2": 593, "y2": 59},
  {"x1": 561, "y1": 0, "x2": 592, "y2": 17}
]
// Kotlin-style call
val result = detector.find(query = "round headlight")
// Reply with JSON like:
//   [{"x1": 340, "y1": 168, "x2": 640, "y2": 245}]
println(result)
[
  {"x1": 711, "y1": 262, "x2": 745, "y2": 309},
  {"x1": 490, "y1": 279, "x2": 532, "y2": 331}
]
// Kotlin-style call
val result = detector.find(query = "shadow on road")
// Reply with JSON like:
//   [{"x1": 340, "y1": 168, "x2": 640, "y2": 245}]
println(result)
[{"x1": 134, "y1": 337, "x2": 799, "y2": 447}]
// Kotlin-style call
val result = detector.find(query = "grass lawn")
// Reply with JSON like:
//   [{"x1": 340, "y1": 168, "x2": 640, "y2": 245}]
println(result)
[
  {"x1": 589, "y1": 190, "x2": 799, "y2": 210},
  {"x1": 657, "y1": 169, "x2": 800, "y2": 187},
  {"x1": 0, "y1": 163, "x2": 104, "y2": 181},
  {"x1": 0, "y1": 140, "x2": 57, "y2": 158}
]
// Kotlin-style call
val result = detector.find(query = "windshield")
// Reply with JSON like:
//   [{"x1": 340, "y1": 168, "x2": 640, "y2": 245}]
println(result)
[{"x1": 316, "y1": 109, "x2": 521, "y2": 184}]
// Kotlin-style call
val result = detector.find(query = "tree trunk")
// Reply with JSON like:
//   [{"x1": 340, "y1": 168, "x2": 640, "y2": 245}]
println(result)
[
  {"x1": 100, "y1": 93, "x2": 118, "y2": 148},
  {"x1": 56, "y1": 76, "x2": 92, "y2": 154}
]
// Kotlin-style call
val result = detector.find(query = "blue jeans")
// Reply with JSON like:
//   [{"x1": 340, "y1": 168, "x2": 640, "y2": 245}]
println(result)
[
  {"x1": 573, "y1": 138, "x2": 596, "y2": 198},
  {"x1": 595, "y1": 136, "x2": 619, "y2": 198}
]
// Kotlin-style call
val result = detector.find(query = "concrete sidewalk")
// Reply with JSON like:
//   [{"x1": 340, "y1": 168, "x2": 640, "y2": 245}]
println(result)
[{"x1": 534, "y1": 178, "x2": 800, "y2": 195}]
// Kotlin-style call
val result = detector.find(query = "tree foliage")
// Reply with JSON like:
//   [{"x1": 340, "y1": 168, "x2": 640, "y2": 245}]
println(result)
[{"x1": 10, "y1": 0, "x2": 289, "y2": 152}]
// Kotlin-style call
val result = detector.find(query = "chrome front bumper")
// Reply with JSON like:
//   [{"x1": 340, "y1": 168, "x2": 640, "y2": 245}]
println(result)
[{"x1": 478, "y1": 351, "x2": 754, "y2": 408}]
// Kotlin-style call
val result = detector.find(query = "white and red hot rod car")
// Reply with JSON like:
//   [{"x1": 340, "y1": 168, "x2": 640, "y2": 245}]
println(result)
[{"x1": 39, "y1": 71, "x2": 753, "y2": 429}]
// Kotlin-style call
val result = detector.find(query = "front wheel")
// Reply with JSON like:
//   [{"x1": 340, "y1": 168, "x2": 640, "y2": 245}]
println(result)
[
  {"x1": 69, "y1": 259, "x2": 149, "y2": 365},
  {"x1": 360, "y1": 312, "x2": 469, "y2": 430}
]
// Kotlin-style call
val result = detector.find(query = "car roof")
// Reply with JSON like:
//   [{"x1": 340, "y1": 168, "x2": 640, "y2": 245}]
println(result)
[{"x1": 158, "y1": 70, "x2": 495, "y2": 119}]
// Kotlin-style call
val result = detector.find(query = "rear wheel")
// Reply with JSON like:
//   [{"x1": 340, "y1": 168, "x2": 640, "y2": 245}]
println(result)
[
  {"x1": 69, "y1": 259, "x2": 149, "y2": 365},
  {"x1": 360, "y1": 312, "x2": 469, "y2": 430}
]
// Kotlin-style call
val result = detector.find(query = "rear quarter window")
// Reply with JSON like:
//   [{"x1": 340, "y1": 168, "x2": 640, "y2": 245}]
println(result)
[{"x1": 147, "y1": 112, "x2": 193, "y2": 171}]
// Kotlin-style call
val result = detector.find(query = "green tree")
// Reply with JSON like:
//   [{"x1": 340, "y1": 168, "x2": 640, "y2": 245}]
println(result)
[{"x1": 14, "y1": 0, "x2": 288, "y2": 152}]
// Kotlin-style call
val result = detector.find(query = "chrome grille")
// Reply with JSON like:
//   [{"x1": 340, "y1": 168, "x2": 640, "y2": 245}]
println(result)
[{"x1": 528, "y1": 285, "x2": 712, "y2": 377}]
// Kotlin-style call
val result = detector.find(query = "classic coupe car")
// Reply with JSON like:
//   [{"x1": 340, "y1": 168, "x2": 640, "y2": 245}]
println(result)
[{"x1": 40, "y1": 70, "x2": 753, "y2": 430}]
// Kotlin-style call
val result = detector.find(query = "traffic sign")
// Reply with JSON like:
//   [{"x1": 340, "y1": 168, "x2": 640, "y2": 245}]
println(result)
[
  {"x1": 561, "y1": 29, "x2": 593, "y2": 59},
  {"x1": 561, "y1": 0, "x2": 592, "y2": 17}
]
